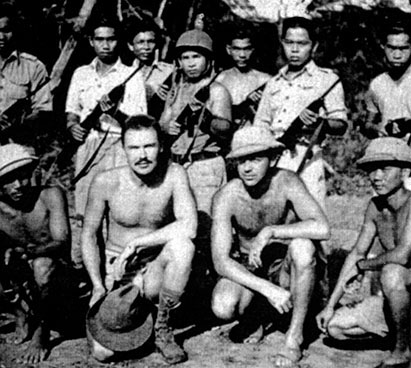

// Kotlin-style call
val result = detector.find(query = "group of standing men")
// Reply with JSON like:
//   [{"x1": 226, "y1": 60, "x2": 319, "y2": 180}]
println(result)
[{"x1": 1, "y1": 3, "x2": 411, "y2": 368}]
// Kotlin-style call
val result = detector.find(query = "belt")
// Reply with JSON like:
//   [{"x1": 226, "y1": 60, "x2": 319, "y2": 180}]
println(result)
[{"x1": 171, "y1": 151, "x2": 220, "y2": 164}]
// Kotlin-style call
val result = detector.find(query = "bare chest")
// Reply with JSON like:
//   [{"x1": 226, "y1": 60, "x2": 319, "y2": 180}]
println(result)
[
  {"x1": 0, "y1": 202, "x2": 49, "y2": 244},
  {"x1": 109, "y1": 185, "x2": 173, "y2": 228},
  {"x1": 234, "y1": 196, "x2": 287, "y2": 239},
  {"x1": 375, "y1": 208, "x2": 407, "y2": 250}
]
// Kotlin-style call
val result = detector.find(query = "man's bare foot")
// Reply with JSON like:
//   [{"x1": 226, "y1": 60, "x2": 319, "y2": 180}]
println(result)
[
  {"x1": 6, "y1": 314, "x2": 29, "y2": 345},
  {"x1": 272, "y1": 339, "x2": 302, "y2": 368},
  {"x1": 18, "y1": 325, "x2": 49, "y2": 364}
]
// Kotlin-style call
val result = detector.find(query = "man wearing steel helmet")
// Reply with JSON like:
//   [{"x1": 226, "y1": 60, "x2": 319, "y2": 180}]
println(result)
[
  {"x1": 159, "y1": 28, "x2": 231, "y2": 267},
  {"x1": 317, "y1": 137, "x2": 411, "y2": 368},
  {"x1": 211, "y1": 126, "x2": 329, "y2": 368},
  {"x1": 0, "y1": 144, "x2": 71, "y2": 364}
]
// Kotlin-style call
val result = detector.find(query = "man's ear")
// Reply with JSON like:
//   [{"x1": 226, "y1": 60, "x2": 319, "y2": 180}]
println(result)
[
  {"x1": 88, "y1": 36, "x2": 94, "y2": 48},
  {"x1": 127, "y1": 42, "x2": 134, "y2": 53},
  {"x1": 312, "y1": 42, "x2": 319, "y2": 56},
  {"x1": 226, "y1": 45, "x2": 232, "y2": 56},
  {"x1": 401, "y1": 168, "x2": 411, "y2": 181}
]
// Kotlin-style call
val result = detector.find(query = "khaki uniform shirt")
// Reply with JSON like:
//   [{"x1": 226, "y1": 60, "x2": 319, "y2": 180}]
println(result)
[
  {"x1": 254, "y1": 60, "x2": 347, "y2": 138},
  {"x1": 132, "y1": 59, "x2": 174, "y2": 101},
  {"x1": 0, "y1": 50, "x2": 52, "y2": 114},
  {"x1": 66, "y1": 58, "x2": 147, "y2": 134},
  {"x1": 160, "y1": 76, "x2": 220, "y2": 155}
]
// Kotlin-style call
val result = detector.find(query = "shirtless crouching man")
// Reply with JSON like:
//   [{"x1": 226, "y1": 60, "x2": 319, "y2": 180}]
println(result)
[
  {"x1": 81, "y1": 115, "x2": 197, "y2": 364},
  {"x1": 317, "y1": 137, "x2": 411, "y2": 368},
  {"x1": 0, "y1": 144, "x2": 71, "y2": 364},
  {"x1": 211, "y1": 126, "x2": 330, "y2": 368}
]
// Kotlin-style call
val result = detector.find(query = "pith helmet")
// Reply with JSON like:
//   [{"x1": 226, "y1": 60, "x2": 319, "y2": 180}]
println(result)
[
  {"x1": 227, "y1": 126, "x2": 285, "y2": 159},
  {"x1": 0, "y1": 144, "x2": 38, "y2": 178},
  {"x1": 175, "y1": 29, "x2": 213, "y2": 55},
  {"x1": 357, "y1": 137, "x2": 411, "y2": 168}
]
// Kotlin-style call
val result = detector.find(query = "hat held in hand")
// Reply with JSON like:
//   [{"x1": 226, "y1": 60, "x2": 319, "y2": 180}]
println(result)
[{"x1": 87, "y1": 284, "x2": 153, "y2": 352}]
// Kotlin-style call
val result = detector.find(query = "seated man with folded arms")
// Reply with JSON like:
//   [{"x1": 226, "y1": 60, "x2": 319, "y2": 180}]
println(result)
[
  {"x1": 0, "y1": 144, "x2": 71, "y2": 364},
  {"x1": 317, "y1": 137, "x2": 411, "y2": 368},
  {"x1": 211, "y1": 126, "x2": 330, "y2": 368},
  {"x1": 81, "y1": 115, "x2": 197, "y2": 364}
]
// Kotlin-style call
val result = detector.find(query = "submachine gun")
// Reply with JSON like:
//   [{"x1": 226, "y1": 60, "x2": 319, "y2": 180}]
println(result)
[
  {"x1": 278, "y1": 78, "x2": 342, "y2": 151},
  {"x1": 232, "y1": 82, "x2": 267, "y2": 128}
]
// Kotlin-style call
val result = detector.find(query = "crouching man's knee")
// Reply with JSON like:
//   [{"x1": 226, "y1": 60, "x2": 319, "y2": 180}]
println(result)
[
  {"x1": 288, "y1": 238, "x2": 316, "y2": 270},
  {"x1": 164, "y1": 237, "x2": 195, "y2": 268},
  {"x1": 380, "y1": 263, "x2": 408, "y2": 294},
  {"x1": 32, "y1": 257, "x2": 56, "y2": 287},
  {"x1": 211, "y1": 290, "x2": 236, "y2": 321},
  {"x1": 87, "y1": 328, "x2": 115, "y2": 362}
]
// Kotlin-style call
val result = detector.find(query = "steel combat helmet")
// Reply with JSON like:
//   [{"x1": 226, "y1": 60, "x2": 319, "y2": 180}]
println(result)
[{"x1": 175, "y1": 29, "x2": 213, "y2": 56}]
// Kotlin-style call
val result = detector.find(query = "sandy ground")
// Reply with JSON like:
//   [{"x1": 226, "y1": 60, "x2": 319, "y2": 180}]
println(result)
[{"x1": 0, "y1": 195, "x2": 393, "y2": 368}]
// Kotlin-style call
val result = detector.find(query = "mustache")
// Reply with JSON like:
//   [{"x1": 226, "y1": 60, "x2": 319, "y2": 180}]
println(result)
[{"x1": 136, "y1": 158, "x2": 152, "y2": 165}]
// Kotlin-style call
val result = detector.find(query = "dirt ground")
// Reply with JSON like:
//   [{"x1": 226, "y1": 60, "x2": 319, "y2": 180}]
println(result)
[{"x1": 0, "y1": 195, "x2": 394, "y2": 368}]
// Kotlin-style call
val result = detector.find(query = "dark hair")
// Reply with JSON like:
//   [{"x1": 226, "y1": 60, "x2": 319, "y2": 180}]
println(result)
[
  {"x1": 226, "y1": 28, "x2": 255, "y2": 45},
  {"x1": 121, "y1": 114, "x2": 163, "y2": 146},
  {"x1": 125, "y1": 19, "x2": 160, "y2": 44},
  {"x1": 281, "y1": 17, "x2": 317, "y2": 43},
  {"x1": 0, "y1": 3, "x2": 17, "y2": 27},
  {"x1": 382, "y1": 24, "x2": 411, "y2": 44},
  {"x1": 88, "y1": 16, "x2": 122, "y2": 38}
]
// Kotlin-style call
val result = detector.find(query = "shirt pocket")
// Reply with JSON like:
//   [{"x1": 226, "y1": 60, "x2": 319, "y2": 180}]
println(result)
[{"x1": 5, "y1": 78, "x2": 29, "y2": 101}]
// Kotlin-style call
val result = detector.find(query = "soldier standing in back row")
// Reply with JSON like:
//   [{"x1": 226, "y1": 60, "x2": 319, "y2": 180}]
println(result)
[
  {"x1": 126, "y1": 20, "x2": 174, "y2": 119},
  {"x1": 0, "y1": 3, "x2": 52, "y2": 147},
  {"x1": 66, "y1": 17, "x2": 147, "y2": 267},
  {"x1": 254, "y1": 17, "x2": 347, "y2": 243},
  {"x1": 159, "y1": 29, "x2": 232, "y2": 250},
  {"x1": 217, "y1": 27, "x2": 271, "y2": 128}
]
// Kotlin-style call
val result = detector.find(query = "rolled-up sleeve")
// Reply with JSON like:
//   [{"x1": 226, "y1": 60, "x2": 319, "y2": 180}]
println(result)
[
  {"x1": 324, "y1": 78, "x2": 347, "y2": 122},
  {"x1": 253, "y1": 82, "x2": 274, "y2": 129},
  {"x1": 30, "y1": 61, "x2": 52, "y2": 112}
]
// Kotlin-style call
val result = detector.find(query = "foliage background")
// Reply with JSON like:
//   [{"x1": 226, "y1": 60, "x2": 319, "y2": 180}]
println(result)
[{"x1": 9, "y1": 0, "x2": 411, "y2": 196}]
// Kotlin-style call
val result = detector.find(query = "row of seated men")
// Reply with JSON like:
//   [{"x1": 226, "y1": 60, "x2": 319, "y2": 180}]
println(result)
[{"x1": 1, "y1": 1, "x2": 411, "y2": 367}]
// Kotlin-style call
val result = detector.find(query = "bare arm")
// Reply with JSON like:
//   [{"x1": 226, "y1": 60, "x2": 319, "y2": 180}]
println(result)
[
  {"x1": 27, "y1": 187, "x2": 70, "y2": 259},
  {"x1": 205, "y1": 82, "x2": 232, "y2": 141},
  {"x1": 212, "y1": 186, "x2": 292, "y2": 314},
  {"x1": 81, "y1": 174, "x2": 109, "y2": 294},
  {"x1": 263, "y1": 173, "x2": 330, "y2": 241},
  {"x1": 316, "y1": 203, "x2": 376, "y2": 332},
  {"x1": 358, "y1": 200, "x2": 411, "y2": 269}
]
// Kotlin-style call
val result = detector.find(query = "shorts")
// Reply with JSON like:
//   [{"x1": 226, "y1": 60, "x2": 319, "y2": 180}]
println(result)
[
  {"x1": 104, "y1": 246, "x2": 162, "y2": 291},
  {"x1": 331, "y1": 295, "x2": 388, "y2": 337},
  {"x1": 231, "y1": 243, "x2": 291, "y2": 289}
]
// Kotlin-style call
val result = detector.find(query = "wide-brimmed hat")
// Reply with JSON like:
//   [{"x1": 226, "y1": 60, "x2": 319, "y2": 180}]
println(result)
[
  {"x1": 86, "y1": 284, "x2": 153, "y2": 352},
  {"x1": 226, "y1": 126, "x2": 285, "y2": 159},
  {"x1": 357, "y1": 137, "x2": 411, "y2": 168},
  {"x1": 0, "y1": 144, "x2": 38, "y2": 178}
]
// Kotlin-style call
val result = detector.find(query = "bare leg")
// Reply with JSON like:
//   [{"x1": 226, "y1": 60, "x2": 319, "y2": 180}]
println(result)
[
  {"x1": 380, "y1": 264, "x2": 410, "y2": 366},
  {"x1": 18, "y1": 257, "x2": 56, "y2": 364},
  {"x1": 9, "y1": 306, "x2": 29, "y2": 344},
  {"x1": 19, "y1": 323, "x2": 49, "y2": 364},
  {"x1": 273, "y1": 239, "x2": 316, "y2": 368}
]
